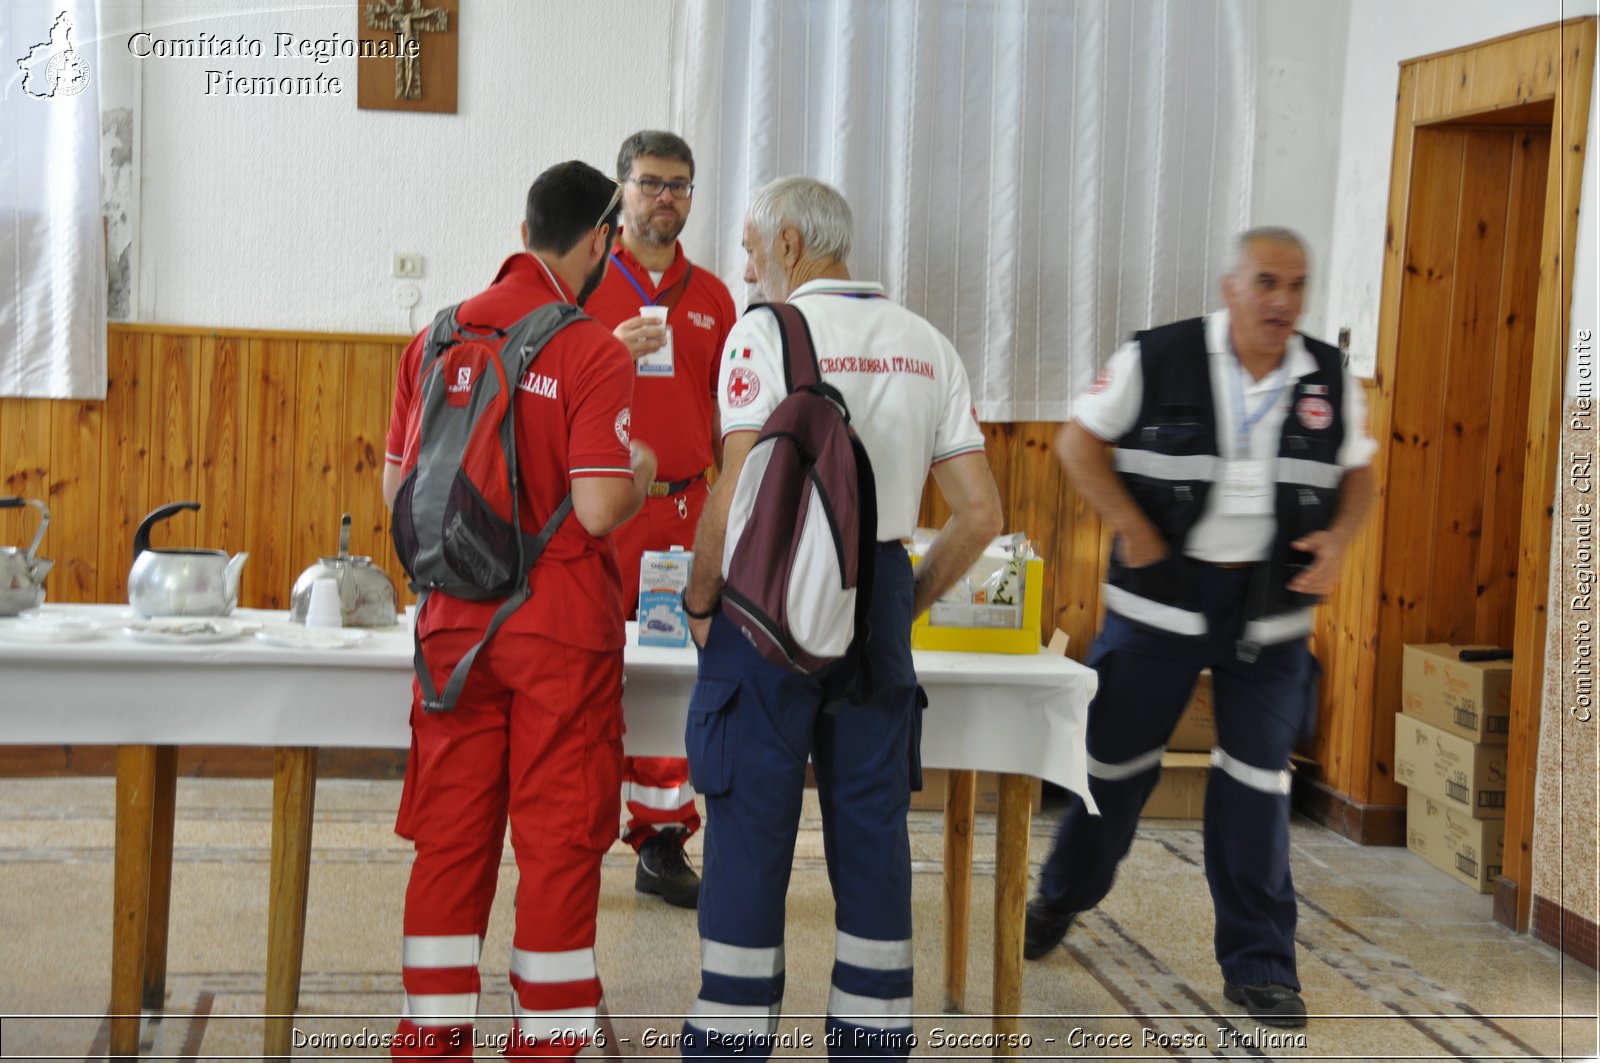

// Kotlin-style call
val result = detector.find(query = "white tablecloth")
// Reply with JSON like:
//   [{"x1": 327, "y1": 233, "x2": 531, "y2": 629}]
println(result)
[{"x1": 0, "y1": 605, "x2": 1095, "y2": 802}]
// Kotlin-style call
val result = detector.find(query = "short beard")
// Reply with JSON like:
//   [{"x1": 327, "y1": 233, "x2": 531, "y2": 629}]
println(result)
[
  {"x1": 626, "y1": 205, "x2": 686, "y2": 248},
  {"x1": 577, "y1": 254, "x2": 608, "y2": 306},
  {"x1": 756, "y1": 262, "x2": 791, "y2": 303}
]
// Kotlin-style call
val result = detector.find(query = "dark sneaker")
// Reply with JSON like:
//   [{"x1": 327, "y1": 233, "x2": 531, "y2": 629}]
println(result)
[
  {"x1": 1023, "y1": 897, "x2": 1076, "y2": 960},
  {"x1": 1223, "y1": 981, "x2": 1307, "y2": 1028},
  {"x1": 635, "y1": 831, "x2": 701, "y2": 909}
]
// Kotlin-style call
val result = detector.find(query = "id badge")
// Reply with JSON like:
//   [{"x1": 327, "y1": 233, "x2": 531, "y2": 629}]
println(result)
[
  {"x1": 1216, "y1": 459, "x2": 1274, "y2": 515},
  {"x1": 637, "y1": 327, "x2": 676, "y2": 377}
]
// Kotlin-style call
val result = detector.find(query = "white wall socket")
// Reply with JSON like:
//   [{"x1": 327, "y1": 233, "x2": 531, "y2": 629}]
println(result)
[
  {"x1": 394, "y1": 282, "x2": 421, "y2": 309},
  {"x1": 393, "y1": 252, "x2": 423, "y2": 279}
]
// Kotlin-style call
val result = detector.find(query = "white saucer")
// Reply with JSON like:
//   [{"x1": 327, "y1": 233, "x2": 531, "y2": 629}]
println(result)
[
  {"x1": 254, "y1": 622, "x2": 371, "y2": 650},
  {"x1": 122, "y1": 618, "x2": 246, "y2": 644},
  {"x1": 0, "y1": 615, "x2": 102, "y2": 643}
]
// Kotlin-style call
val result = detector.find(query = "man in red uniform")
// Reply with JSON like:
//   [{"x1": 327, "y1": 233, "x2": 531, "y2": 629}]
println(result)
[
  {"x1": 381, "y1": 160, "x2": 656, "y2": 1058},
  {"x1": 584, "y1": 130, "x2": 736, "y2": 909}
]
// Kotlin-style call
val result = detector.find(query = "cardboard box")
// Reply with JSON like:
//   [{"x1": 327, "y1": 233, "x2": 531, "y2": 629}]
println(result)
[
  {"x1": 1405, "y1": 789, "x2": 1505, "y2": 893},
  {"x1": 911, "y1": 557, "x2": 1044, "y2": 655},
  {"x1": 1393, "y1": 713, "x2": 1507, "y2": 818},
  {"x1": 1168, "y1": 671, "x2": 1217, "y2": 752},
  {"x1": 1402, "y1": 643, "x2": 1512, "y2": 744},
  {"x1": 637, "y1": 548, "x2": 692, "y2": 648},
  {"x1": 910, "y1": 769, "x2": 1043, "y2": 814},
  {"x1": 1140, "y1": 752, "x2": 1210, "y2": 819}
]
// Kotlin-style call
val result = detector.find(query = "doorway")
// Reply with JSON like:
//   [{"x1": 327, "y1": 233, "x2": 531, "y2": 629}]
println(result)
[
  {"x1": 1384, "y1": 115, "x2": 1550, "y2": 660},
  {"x1": 1337, "y1": 19, "x2": 1596, "y2": 938}
]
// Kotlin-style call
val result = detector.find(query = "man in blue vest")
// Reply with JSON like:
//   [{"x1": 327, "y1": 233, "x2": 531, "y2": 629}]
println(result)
[{"x1": 1024, "y1": 228, "x2": 1376, "y2": 1029}]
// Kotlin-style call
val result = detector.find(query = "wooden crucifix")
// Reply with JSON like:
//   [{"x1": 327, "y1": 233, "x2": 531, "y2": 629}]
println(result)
[{"x1": 357, "y1": 0, "x2": 458, "y2": 114}]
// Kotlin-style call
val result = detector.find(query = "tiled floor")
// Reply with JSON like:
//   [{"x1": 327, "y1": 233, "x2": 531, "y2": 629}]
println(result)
[{"x1": 0, "y1": 777, "x2": 1595, "y2": 1060}]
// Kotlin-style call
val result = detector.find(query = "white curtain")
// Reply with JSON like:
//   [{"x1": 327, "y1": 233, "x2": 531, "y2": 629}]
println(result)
[
  {"x1": 669, "y1": 0, "x2": 1256, "y2": 422},
  {"x1": 1, "y1": 0, "x2": 106, "y2": 399}
]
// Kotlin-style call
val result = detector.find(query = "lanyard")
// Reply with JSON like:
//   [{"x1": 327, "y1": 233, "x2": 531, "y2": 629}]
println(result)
[
  {"x1": 610, "y1": 253, "x2": 658, "y2": 306},
  {"x1": 610, "y1": 253, "x2": 695, "y2": 312},
  {"x1": 795, "y1": 284, "x2": 886, "y2": 300},
  {"x1": 1229, "y1": 359, "x2": 1285, "y2": 456},
  {"x1": 531, "y1": 255, "x2": 569, "y2": 305}
]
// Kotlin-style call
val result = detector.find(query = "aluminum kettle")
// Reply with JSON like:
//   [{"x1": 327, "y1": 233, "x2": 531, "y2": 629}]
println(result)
[
  {"x1": 0, "y1": 497, "x2": 54, "y2": 616},
  {"x1": 127, "y1": 501, "x2": 249, "y2": 617},
  {"x1": 289, "y1": 513, "x2": 399, "y2": 627}
]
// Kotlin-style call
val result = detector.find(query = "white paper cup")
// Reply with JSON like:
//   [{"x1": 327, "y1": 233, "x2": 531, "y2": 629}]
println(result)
[{"x1": 305, "y1": 577, "x2": 343, "y2": 629}]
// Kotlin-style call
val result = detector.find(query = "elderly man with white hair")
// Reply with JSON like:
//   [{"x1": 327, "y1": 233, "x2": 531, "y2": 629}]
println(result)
[{"x1": 675, "y1": 176, "x2": 1003, "y2": 1061}]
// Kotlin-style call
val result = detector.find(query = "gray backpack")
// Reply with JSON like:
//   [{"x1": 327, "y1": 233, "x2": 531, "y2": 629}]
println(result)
[{"x1": 390, "y1": 300, "x2": 583, "y2": 712}]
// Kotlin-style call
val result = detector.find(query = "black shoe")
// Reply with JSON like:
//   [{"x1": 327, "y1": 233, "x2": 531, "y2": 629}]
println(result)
[
  {"x1": 1223, "y1": 981, "x2": 1307, "y2": 1028},
  {"x1": 635, "y1": 830, "x2": 701, "y2": 909},
  {"x1": 1023, "y1": 897, "x2": 1076, "y2": 960}
]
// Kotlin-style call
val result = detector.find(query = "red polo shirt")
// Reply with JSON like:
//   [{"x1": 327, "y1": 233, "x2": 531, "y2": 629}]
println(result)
[
  {"x1": 386, "y1": 253, "x2": 636, "y2": 650},
  {"x1": 582, "y1": 239, "x2": 736, "y2": 482}
]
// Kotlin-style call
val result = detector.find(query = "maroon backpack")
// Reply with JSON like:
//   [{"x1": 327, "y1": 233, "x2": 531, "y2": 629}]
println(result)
[{"x1": 719, "y1": 302, "x2": 877, "y2": 675}]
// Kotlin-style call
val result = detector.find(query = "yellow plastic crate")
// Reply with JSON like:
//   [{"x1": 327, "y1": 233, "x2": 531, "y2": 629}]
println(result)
[{"x1": 911, "y1": 558, "x2": 1043, "y2": 654}]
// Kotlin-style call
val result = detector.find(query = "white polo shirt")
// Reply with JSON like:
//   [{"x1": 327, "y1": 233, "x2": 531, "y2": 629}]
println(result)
[
  {"x1": 718, "y1": 280, "x2": 987, "y2": 541},
  {"x1": 1073, "y1": 311, "x2": 1377, "y2": 564}
]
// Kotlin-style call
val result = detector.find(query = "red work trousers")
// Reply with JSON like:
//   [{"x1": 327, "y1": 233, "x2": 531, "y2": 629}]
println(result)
[
  {"x1": 392, "y1": 626, "x2": 623, "y2": 1059},
  {"x1": 614, "y1": 483, "x2": 709, "y2": 846}
]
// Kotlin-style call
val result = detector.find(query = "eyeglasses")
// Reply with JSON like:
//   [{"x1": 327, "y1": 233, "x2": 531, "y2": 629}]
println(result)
[
  {"x1": 627, "y1": 177, "x2": 695, "y2": 201},
  {"x1": 594, "y1": 180, "x2": 623, "y2": 230}
]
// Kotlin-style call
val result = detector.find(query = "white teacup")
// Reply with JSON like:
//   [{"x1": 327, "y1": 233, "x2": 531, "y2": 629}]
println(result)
[{"x1": 305, "y1": 577, "x2": 343, "y2": 629}]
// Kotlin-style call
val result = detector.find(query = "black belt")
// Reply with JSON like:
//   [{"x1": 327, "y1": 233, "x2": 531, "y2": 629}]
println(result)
[{"x1": 648, "y1": 470, "x2": 706, "y2": 498}]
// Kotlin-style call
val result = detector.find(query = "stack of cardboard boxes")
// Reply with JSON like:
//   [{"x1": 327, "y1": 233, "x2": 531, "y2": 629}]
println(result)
[
  {"x1": 1394, "y1": 644, "x2": 1513, "y2": 893},
  {"x1": 1140, "y1": 671, "x2": 1216, "y2": 819}
]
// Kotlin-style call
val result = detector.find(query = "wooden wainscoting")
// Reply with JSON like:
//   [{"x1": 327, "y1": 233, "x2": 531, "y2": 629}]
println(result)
[{"x1": 0, "y1": 324, "x2": 411, "y2": 610}]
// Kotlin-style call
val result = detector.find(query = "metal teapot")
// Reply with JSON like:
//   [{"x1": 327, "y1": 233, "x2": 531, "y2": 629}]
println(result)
[
  {"x1": 127, "y1": 501, "x2": 249, "y2": 617},
  {"x1": 0, "y1": 497, "x2": 54, "y2": 616},
  {"x1": 289, "y1": 513, "x2": 399, "y2": 627}
]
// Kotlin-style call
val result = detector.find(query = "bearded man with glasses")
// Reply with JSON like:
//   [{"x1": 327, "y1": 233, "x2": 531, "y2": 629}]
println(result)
[
  {"x1": 583, "y1": 130, "x2": 738, "y2": 911},
  {"x1": 381, "y1": 160, "x2": 655, "y2": 1058}
]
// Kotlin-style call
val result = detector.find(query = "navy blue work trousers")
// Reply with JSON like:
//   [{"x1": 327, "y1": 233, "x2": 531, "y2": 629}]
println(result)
[
  {"x1": 681, "y1": 543, "x2": 922, "y2": 1061},
  {"x1": 1037, "y1": 562, "x2": 1318, "y2": 989}
]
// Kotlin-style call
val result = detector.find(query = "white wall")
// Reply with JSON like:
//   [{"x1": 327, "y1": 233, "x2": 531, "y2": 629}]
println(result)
[
  {"x1": 109, "y1": 1, "x2": 1592, "y2": 354},
  {"x1": 1251, "y1": 0, "x2": 1352, "y2": 342},
  {"x1": 111, "y1": 0, "x2": 675, "y2": 334},
  {"x1": 1324, "y1": 0, "x2": 1600, "y2": 379}
]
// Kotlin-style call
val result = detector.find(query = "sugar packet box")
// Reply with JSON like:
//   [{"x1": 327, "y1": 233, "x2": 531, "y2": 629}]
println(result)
[{"x1": 638, "y1": 547, "x2": 692, "y2": 647}]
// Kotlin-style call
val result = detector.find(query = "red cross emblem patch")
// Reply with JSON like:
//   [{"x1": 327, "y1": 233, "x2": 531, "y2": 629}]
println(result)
[
  {"x1": 1296, "y1": 396, "x2": 1334, "y2": 431},
  {"x1": 727, "y1": 366, "x2": 760, "y2": 408}
]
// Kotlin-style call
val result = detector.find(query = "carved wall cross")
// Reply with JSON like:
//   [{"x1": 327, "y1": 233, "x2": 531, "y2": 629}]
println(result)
[{"x1": 357, "y1": 0, "x2": 458, "y2": 114}]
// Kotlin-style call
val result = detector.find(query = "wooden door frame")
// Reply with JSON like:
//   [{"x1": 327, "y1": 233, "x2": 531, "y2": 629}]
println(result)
[{"x1": 1362, "y1": 19, "x2": 1596, "y2": 931}]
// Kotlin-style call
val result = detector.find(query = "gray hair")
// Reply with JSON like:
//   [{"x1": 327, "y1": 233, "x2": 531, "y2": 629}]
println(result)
[
  {"x1": 747, "y1": 176, "x2": 853, "y2": 264},
  {"x1": 1229, "y1": 226, "x2": 1309, "y2": 275}
]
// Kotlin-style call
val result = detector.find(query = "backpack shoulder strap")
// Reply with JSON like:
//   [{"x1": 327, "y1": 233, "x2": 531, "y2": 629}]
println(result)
[
  {"x1": 755, "y1": 302, "x2": 823, "y2": 393},
  {"x1": 497, "y1": 301, "x2": 586, "y2": 380},
  {"x1": 416, "y1": 303, "x2": 464, "y2": 387}
]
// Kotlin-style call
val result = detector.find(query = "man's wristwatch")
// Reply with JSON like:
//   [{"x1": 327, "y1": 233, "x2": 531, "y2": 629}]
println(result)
[{"x1": 682, "y1": 595, "x2": 718, "y2": 621}]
